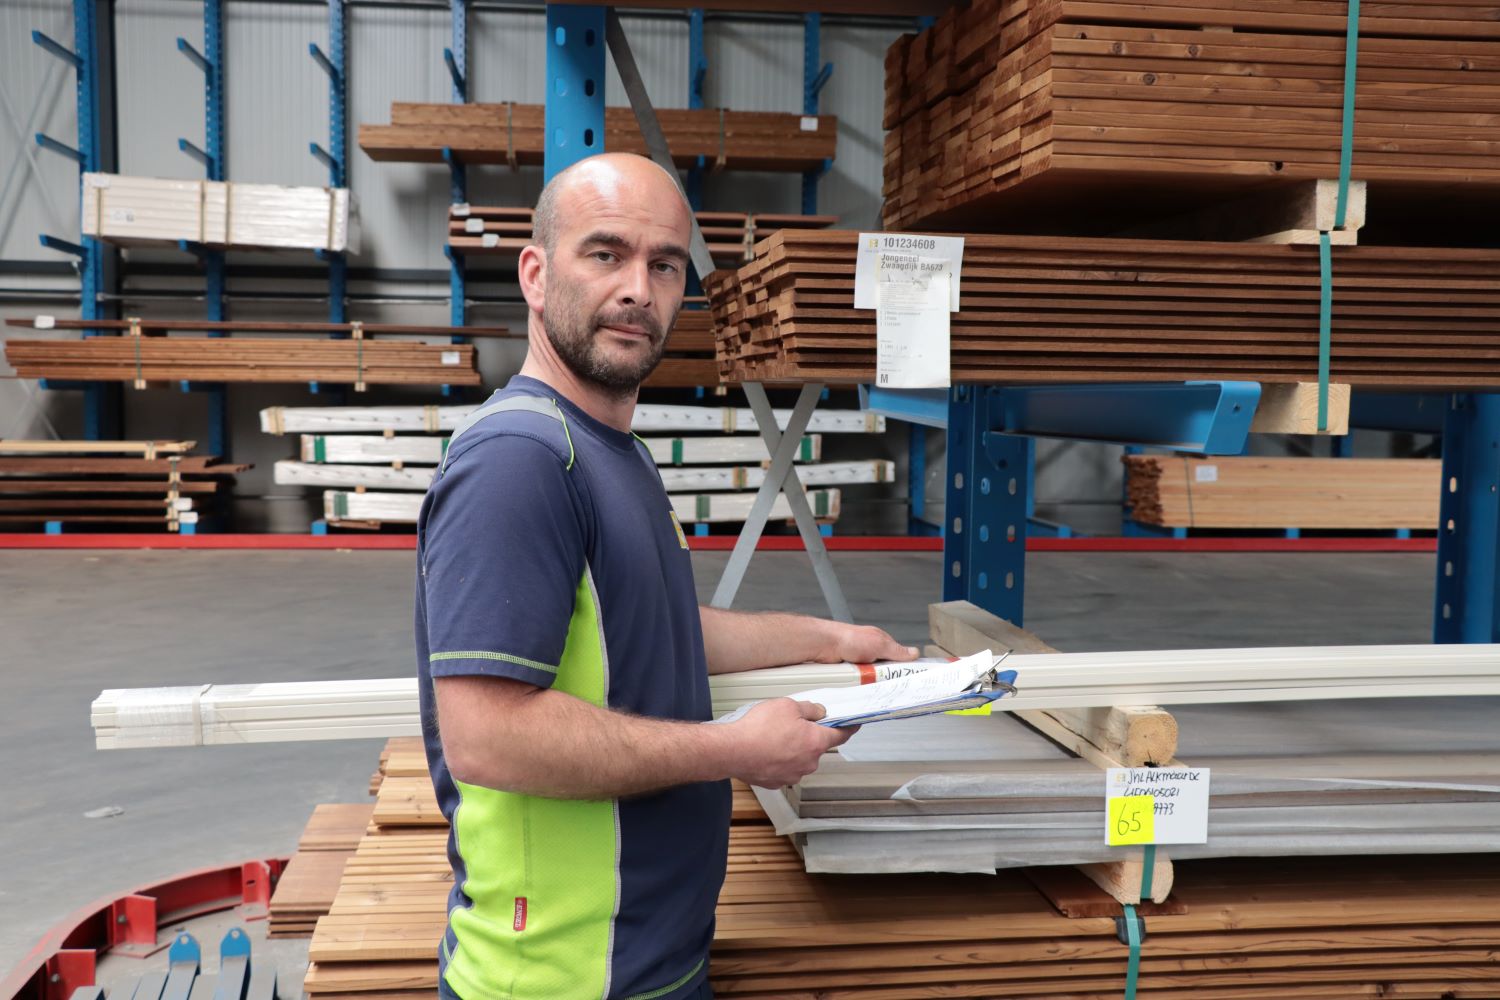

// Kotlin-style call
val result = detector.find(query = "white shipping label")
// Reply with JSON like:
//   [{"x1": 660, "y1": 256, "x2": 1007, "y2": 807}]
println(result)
[
  {"x1": 482, "y1": 233, "x2": 499, "y2": 248},
  {"x1": 1105, "y1": 767, "x2": 1211, "y2": 845},
  {"x1": 178, "y1": 511, "x2": 200, "y2": 525},
  {"x1": 855, "y1": 232, "x2": 964, "y2": 310},
  {"x1": 34, "y1": 315, "x2": 56, "y2": 330},
  {"x1": 875, "y1": 254, "x2": 952, "y2": 390},
  {"x1": 1195, "y1": 465, "x2": 1219, "y2": 483},
  {"x1": 173, "y1": 498, "x2": 194, "y2": 512},
  {"x1": 464, "y1": 218, "x2": 484, "y2": 234},
  {"x1": 800, "y1": 116, "x2": 819, "y2": 132},
  {"x1": 440, "y1": 351, "x2": 462, "y2": 366}
]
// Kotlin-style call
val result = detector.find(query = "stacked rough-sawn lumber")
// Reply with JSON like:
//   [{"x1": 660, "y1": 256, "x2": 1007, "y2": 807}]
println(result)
[
  {"x1": 707, "y1": 230, "x2": 1500, "y2": 387},
  {"x1": 301, "y1": 737, "x2": 1500, "y2": 999},
  {"x1": 1125, "y1": 455, "x2": 1442, "y2": 529},
  {"x1": 6, "y1": 338, "x2": 480, "y2": 388},
  {"x1": 0, "y1": 439, "x2": 244, "y2": 530},
  {"x1": 882, "y1": 0, "x2": 1500, "y2": 232},
  {"x1": 449, "y1": 204, "x2": 835, "y2": 267},
  {"x1": 361, "y1": 103, "x2": 837, "y2": 171},
  {"x1": 268, "y1": 803, "x2": 373, "y2": 938}
]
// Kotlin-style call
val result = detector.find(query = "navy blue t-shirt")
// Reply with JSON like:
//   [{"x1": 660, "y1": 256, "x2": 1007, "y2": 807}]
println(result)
[{"x1": 415, "y1": 375, "x2": 730, "y2": 1000}]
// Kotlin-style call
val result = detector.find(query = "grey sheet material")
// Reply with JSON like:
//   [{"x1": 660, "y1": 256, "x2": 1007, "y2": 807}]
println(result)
[{"x1": 783, "y1": 696, "x2": 1500, "y2": 873}]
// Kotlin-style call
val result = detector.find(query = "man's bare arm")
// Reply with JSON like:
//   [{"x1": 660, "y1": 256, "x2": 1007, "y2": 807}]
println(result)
[
  {"x1": 436, "y1": 674, "x2": 852, "y2": 797},
  {"x1": 698, "y1": 605, "x2": 918, "y2": 675}
]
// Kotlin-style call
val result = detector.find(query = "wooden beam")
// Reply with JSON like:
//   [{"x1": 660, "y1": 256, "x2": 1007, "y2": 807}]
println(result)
[
  {"x1": 1250, "y1": 381, "x2": 1353, "y2": 435},
  {"x1": 929, "y1": 600, "x2": 1180, "y2": 768}
]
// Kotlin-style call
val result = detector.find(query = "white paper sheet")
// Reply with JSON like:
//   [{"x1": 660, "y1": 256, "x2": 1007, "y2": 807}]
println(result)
[{"x1": 875, "y1": 254, "x2": 952, "y2": 389}]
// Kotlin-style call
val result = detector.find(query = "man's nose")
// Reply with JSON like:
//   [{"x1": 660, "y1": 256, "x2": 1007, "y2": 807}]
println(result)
[{"x1": 618, "y1": 259, "x2": 653, "y2": 307}]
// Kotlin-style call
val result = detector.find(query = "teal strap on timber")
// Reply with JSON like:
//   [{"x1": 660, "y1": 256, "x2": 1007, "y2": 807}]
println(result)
[
  {"x1": 1318, "y1": 0, "x2": 1361, "y2": 432},
  {"x1": 672, "y1": 438, "x2": 684, "y2": 465},
  {"x1": 333, "y1": 492, "x2": 349, "y2": 519},
  {"x1": 1122, "y1": 844, "x2": 1155, "y2": 1000},
  {"x1": 439, "y1": 394, "x2": 565, "y2": 473},
  {"x1": 696, "y1": 494, "x2": 710, "y2": 520},
  {"x1": 313, "y1": 436, "x2": 326, "y2": 463},
  {"x1": 800, "y1": 436, "x2": 813, "y2": 461},
  {"x1": 815, "y1": 490, "x2": 828, "y2": 518}
]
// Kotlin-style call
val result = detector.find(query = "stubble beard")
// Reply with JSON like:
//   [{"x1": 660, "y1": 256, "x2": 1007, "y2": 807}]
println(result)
[{"x1": 542, "y1": 267, "x2": 677, "y2": 400}]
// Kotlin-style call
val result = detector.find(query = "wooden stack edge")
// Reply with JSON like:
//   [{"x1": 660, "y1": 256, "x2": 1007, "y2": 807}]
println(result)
[
  {"x1": 880, "y1": 0, "x2": 1500, "y2": 232},
  {"x1": 449, "y1": 206, "x2": 836, "y2": 266},
  {"x1": 0, "y1": 441, "x2": 247, "y2": 530},
  {"x1": 1124, "y1": 455, "x2": 1442, "y2": 530},
  {"x1": 707, "y1": 230, "x2": 1500, "y2": 388},
  {"x1": 360, "y1": 103, "x2": 837, "y2": 172},
  {"x1": 6, "y1": 338, "x2": 482, "y2": 388},
  {"x1": 269, "y1": 803, "x2": 376, "y2": 938}
]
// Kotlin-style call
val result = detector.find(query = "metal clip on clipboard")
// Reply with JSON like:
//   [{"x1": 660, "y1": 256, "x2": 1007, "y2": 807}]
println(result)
[{"x1": 821, "y1": 649, "x2": 1020, "y2": 727}]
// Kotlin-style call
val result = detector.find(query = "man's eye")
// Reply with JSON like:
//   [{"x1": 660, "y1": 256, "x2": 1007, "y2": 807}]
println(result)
[
  {"x1": 592, "y1": 251, "x2": 617, "y2": 263},
  {"x1": 653, "y1": 261, "x2": 679, "y2": 274}
]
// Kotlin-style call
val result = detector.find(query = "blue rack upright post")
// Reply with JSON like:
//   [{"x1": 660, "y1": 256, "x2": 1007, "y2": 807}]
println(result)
[
  {"x1": 800, "y1": 13, "x2": 832, "y2": 216},
  {"x1": 33, "y1": 0, "x2": 122, "y2": 440},
  {"x1": 442, "y1": 0, "x2": 469, "y2": 394},
  {"x1": 308, "y1": 0, "x2": 349, "y2": 397},
  {"x1": 1434, "y1": 393, "x2": 1500, "y2": 643},
  {"x1": 545, "y1": 5, "x2": 606, "y2": 183},
  {"x1": 175, "y1": 0, "x2": 229, "y2": 458}
]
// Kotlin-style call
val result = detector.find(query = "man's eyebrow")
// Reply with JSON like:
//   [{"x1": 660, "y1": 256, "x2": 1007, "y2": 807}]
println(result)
[
  {"x1": 577, "y1": 231, "x2": 633, "y2": 252},
  {"x1": 650, "y1": 242, "x2": 690, "y2": 263}
]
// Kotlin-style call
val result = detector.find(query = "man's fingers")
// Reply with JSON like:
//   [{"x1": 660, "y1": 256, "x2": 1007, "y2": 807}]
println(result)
[{"x1": 796, "y1": 699, "x2": 827, "y2": 722}]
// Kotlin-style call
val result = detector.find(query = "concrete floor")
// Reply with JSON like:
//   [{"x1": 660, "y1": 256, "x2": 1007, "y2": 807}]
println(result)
[{"x1": 0, "y1": 546, "x2": 1438, "y2": 981}]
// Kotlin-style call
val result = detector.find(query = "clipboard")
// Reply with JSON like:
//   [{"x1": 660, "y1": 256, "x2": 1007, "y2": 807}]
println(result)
[{"x1": 816, "y1": 652, "x2": 1020, "y2": 728}]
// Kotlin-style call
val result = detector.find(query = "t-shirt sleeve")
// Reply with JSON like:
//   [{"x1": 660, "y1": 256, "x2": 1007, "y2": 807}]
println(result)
[{"x1": 421, "y1": 432, "x2": 587, "y2": 688}]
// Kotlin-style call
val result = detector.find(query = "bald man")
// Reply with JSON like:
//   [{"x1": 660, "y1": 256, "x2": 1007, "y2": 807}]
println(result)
[{"x1": 414, "y1": 153, "x2": 917, "y2": 1000}]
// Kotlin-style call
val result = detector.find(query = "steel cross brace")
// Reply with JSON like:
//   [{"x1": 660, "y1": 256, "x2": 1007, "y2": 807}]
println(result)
[{"x1": 602, "y1": 8, "x2": 852, "y2": 620}]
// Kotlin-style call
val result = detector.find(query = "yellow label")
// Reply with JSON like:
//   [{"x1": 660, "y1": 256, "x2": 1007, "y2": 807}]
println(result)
[
  {"x1": 669, "y1": 511, "x2": 689, "y2": 550},
  {"x1": 945, "y1": 702, "x2": 993, "y2": 717},
  {"x1": 1108, "y1": 795, "x2": 1156, "y2": 846}
]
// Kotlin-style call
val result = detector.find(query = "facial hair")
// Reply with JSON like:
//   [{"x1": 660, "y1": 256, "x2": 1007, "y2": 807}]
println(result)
[{"x1": 542, "y1": 265, "x2": 677, "y2": 397}]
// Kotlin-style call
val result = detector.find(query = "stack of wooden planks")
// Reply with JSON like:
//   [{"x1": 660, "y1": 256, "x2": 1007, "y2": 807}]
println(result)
[
  {"x1": 268, "y1": 803, "x2": 373, "y2": 938},
  {"x1": 360, "y1": 103, "x2": 837, "y2": 171},
  {"x1": 299, "y1": 736, "x2": 1500, "y2": 999},
  {"x1": 82, "y1": 173, "x2": 358, "y2": 252},
  {"x1": 0, "y1": 439, "x2": 244, "y2": 530},
  {"x1": 6, "y1": 338, "x2": 480, "y2": 388},
  {"x1": 1125, "y1": 455, "x2": 1442, "y2": 530},
  {"x1": 707, "y1": 230, "x2": 1500, "y2": 387},
  {"x1": 881, "y1": 0, "x2": 1500, "y2": 233},
  {"x1": 448, "y1": 205, "x2": 836, "y2": 267}
]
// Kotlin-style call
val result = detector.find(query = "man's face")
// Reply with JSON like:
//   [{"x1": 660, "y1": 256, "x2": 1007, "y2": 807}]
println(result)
[{"x1": 541, "y1": 176, "x2": 691, "y2": 396}]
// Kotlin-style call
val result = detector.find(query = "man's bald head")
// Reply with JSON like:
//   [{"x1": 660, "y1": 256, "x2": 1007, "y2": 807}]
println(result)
[{"x1": 532, "y1": 152, "x2": 692, "y2": 255}]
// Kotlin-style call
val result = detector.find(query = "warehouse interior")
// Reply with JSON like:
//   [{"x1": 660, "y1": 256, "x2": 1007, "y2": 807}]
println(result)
[{"x1": 2, "y1": 0, "x2": 1498, "y2": 998}]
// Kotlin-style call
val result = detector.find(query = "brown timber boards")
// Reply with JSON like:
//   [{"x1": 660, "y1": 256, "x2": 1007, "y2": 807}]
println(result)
[
  {"x1": 360, "y1": 104, "x2": 837, "y2": 172},
  {"x1": 1125, "y1": 455, "x2": 1442, "y2": 528},
  {"x1": 5, "y1": 337, "x2": 481, "y2": 387},
  {"x1": 707, "y1": 230, "x2": 1500, "y2": 388},
  {"x1": 881, "y1": 2, "x2": 1500, "y2": 233}
]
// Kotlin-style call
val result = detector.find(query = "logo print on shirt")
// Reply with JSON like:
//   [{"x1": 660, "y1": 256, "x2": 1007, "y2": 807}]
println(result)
[
  {"x1": 669, "y1": 511, "x2": 689, "y2": 550},
  {"x1": 513, "y1": 897, "x2": 527, "y2": 932}
]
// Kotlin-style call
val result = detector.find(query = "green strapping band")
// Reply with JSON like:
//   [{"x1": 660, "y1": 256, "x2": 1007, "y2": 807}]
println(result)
[
  {"x1": 1122, "y1": 843, "x2": 1156, "y2": 1000},
  {"x1": 800, "y1": 436, "x2": 812, "y2": 461},
  {"x1": 672, "y1": 438, "x2": 684, "y2": 465},
  {"x1": 815, "y1": 490, "x2": 829, "y2": 517},
  {"x1": 696, "y1": 494, "x2": 710, "y2": 520},
  {"x1": 133, "y1": 333, "x2": 142, "y2": 387},
  {"x1": 333, "y1": 492, "x2": 348, "y2": 518},
  {"x1": 313, "y1": 436, "x2": 326, "y2": 463},
  {"x1": 1318, "y1": 0, "x2": 1361, "y2": 432},
  {"x1": 440, "y1": 437, "x2": 450, "y2": 455}
]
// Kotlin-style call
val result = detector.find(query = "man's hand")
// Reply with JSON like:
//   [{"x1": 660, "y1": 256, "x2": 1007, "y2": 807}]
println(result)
[
  {"x1": 811, "y1": 620, "x2": 920, "y2": 665},
  {"x1": 725, "y1": 698, "x2": 854, "y2": 788}
]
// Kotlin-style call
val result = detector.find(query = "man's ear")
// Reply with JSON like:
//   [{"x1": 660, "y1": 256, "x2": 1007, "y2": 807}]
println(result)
[{"x1": 518, "y1": 245, "x2": 547, "y2": 312}]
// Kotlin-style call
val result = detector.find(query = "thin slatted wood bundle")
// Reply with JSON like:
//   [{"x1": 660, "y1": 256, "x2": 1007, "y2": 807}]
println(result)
[
  {"x1": 6, "y1": 317, "x2": 512, "y2": 338},
  {"x1": 319, "y1": 486, "x2": 843, "y2": 525},
  {"x1": 648, "y1": 308, "x2": 722, "y2": 388},
  {"x1": 0, "y1": 440, "x2": 243, "y2": 529},
  {"x1": 448, "y1": 205, "x2": 836, "y2": 266},
  {"x1": 268, "y1": 804, "x2": 373, "y2": 938},
  {"x1": 1125, "y1": 455, "x2": 1442, "y2": 529},
  {"x1": 881, "y1": 0, "x2": 1500, "y2": 233},
  {"x1": 80, "y1": 173, "x2": 358, "y2": 252},
  {"x1": 6, "y1": 337, "x2": 480, "y2": 387},
  {"x1": 707, "y1": 230, "x2": 1500, "y2": 388},
  {"x1": 360, "y1": 103, "x2": 837, "y2": 172}
]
